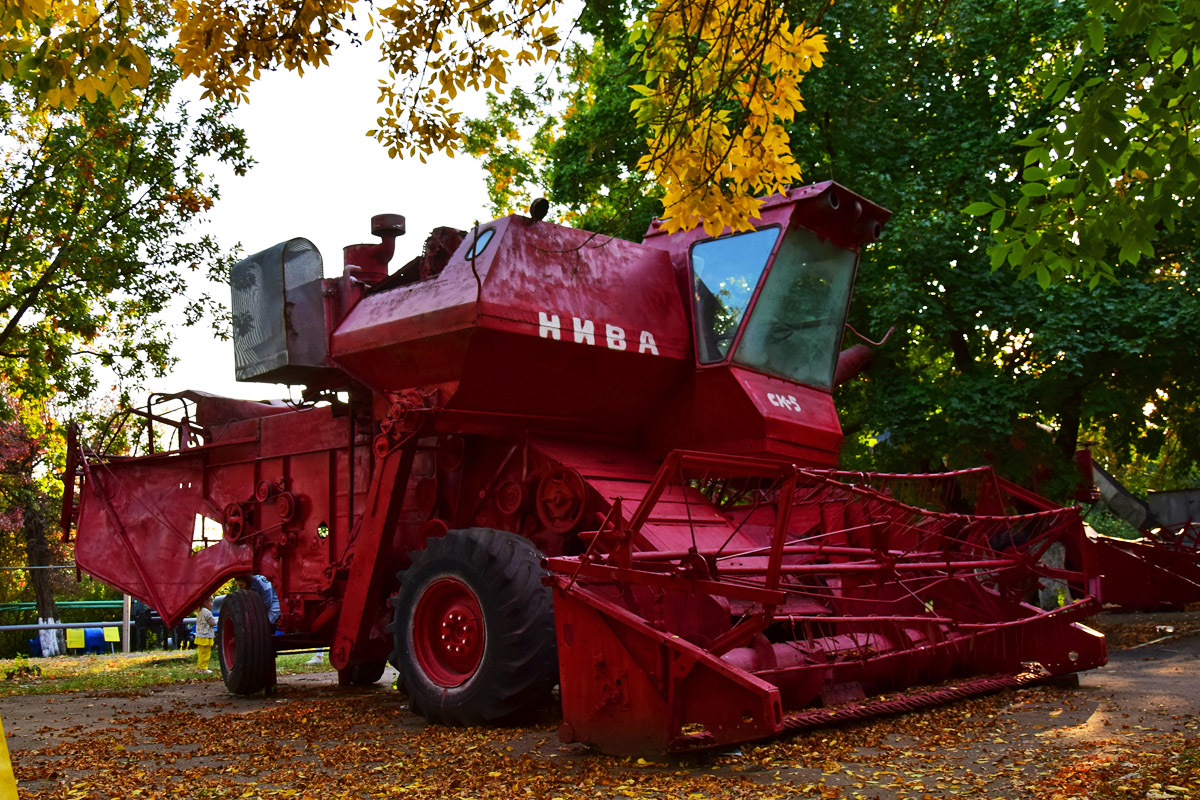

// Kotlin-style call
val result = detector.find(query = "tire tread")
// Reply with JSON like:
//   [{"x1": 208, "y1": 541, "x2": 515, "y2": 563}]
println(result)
[
  {"x1": 218, "y1": 590, "x2": 273, "y2": 695},
  {"x1": 389, "y1": 527, "x2": 557, "y2": 725}
]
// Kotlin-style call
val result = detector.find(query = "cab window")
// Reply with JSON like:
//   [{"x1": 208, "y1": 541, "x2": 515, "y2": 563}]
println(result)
[
  {"x1": 733, "y1": 228, "x2": 856, "y2": 389},
  {"x1": 689, "y1": 228, "x2": 780, "y2": 364}
]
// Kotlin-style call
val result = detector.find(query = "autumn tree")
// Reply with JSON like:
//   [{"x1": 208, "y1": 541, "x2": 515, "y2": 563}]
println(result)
[
  {"x1": 9, "y1": 1, "x2": 1195, "y2": 261},
  {"x1": 1, "y1": 0, "x2": 829, "y2": 235},
  {"x1": 0, "y1": 393, "x2": 74, "y2": 655},
  {"x1": 0, "y1": 34, "x2": 249, "y2": 402},
  {"x1": 462, "y1": 33, "x2": 662, "y2": 241},
  {"x1": 0, "y1": 2, "x2": 251, "y2": 639}
]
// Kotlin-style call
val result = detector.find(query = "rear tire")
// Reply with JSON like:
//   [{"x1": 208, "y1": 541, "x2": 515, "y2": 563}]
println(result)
[
  {"x1": 346, "y1": 660, "x2": 387, "y2": 685},
  {"x1": 217, "y1": 590, "x2": 274, "y2": 695},
  {"x1": 390, "y1": 528, "x2": 557, "y2": 725}
]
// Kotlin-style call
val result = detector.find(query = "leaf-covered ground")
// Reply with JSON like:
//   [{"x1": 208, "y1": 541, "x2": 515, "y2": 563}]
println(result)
[{"x1": 5, "y1": 617, "x2": 1198, "y2": 800}]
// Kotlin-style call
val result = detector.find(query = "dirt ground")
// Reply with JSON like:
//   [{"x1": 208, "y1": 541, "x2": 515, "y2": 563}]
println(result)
[{"x1": 4, "y1": 611, "x2": 1199, "y2": 799}]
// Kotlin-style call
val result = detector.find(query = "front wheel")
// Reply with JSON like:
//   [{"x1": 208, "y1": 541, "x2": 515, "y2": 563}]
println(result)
[
  {"x1": 390, "y1": 528, "x2": 557, "y2": 725},
  {"x1": 217, "y1": 590, "x2": 275, "y2": 694}
]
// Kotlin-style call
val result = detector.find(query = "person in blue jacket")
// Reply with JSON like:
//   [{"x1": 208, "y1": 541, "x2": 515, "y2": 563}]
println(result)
[{"x1": 234, "y1": 574, "x2": 281, "y2": 627}]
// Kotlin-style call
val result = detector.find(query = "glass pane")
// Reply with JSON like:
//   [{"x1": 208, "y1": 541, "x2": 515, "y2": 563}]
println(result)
[
  {"x1": 734, "y1": 228, "x2": 856, "y2": 389},
  {"x1": 690, "y1": 228, "x2": 780, "y2": 363},
  {"x1": 466, "y1": 228, "x2": 495, "y2": 260}
]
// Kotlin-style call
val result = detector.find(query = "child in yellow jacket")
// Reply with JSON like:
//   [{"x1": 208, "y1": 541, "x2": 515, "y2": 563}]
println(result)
[{"x1": 195, "y1": 597, "x2": 216, "y2": 673}]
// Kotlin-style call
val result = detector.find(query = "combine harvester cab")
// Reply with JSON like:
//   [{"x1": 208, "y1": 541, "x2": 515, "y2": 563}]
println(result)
[{"x1": 64, "y1": 182, "x2": 1105, "y2": 753}]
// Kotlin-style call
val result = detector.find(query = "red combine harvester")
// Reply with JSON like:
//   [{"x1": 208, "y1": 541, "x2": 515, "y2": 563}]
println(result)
[{"x1": 62, "y1": 183, "x2": 1106, "y2": 754}]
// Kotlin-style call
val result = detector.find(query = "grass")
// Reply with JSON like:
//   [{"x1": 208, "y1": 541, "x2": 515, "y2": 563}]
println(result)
[
  {"x1": 0, "y1": 650, "x2": 334, "y2": 696},
  {"x1": 1086, "y1": 507, "x2": 1144, "y2": 540}
]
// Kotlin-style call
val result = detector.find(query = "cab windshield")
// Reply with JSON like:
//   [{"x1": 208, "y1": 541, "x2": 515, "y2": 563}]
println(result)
[
  {"x1": 733, "y1": 228, "x2": 856, "y2": 389},
  {"x1": 689, "y1": 226, "x2": 856, "y2": 390}
]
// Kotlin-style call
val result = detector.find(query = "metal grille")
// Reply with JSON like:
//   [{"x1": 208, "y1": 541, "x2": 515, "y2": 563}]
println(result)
[{"x1": 230, "y1": 238, "x2": 325, "y2": 383}]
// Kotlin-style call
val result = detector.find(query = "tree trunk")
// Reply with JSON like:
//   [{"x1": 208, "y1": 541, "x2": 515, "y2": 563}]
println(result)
[
  {"x1": 1056, "y1": 384, "x2": 1083, "y2": 463},
  {"x1": 948, "y1": 328, "x2": 974, "y2": 373},
  {"x1": 22, "y1": 498, "x2": 62, "y2": 657}
]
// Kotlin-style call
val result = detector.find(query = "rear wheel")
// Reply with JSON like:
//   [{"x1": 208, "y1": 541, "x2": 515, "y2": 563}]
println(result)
[
  {"x1": 217, "y1": 590, "x2": 275, "y2": 694},
  {"x1": 390, "y1": 528, "x2": 557, "y2": 725},
  {"x1": 345, "y1": 660, "x2": 387, "y2": 686}
]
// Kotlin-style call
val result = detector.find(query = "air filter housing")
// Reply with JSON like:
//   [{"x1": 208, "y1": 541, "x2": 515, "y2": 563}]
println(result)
[{"x1": 230, "y1": 238, "x2": 334, "y2": 384}]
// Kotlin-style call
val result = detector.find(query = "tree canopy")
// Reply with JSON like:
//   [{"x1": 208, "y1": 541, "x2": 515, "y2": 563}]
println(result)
[
  {"x1": 0, "y1": 7, "x2": 250, "y2": 406},
  {"x1": 3, "y1": 1, "x2": 1196, "y2": 272},
  {"x1": 2, "y1": 0, "x2": 833, "y2": 236},
  {"x1": 968, "y1": 0, "x2": 1200, "y2": 286}
]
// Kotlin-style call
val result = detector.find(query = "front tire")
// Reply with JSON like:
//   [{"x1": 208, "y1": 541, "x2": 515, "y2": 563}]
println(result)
[
  {"x1": 390, "y1": 528, "x2": 557, "y2": 725},
  {"x1": 217, "y1": 590, "x2": 275, "y2": 695}
]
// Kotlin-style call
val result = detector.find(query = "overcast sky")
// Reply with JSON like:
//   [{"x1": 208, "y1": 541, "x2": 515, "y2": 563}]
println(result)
[{"x1": 160, "y1": 41, "x2": 495, "y2": 400}]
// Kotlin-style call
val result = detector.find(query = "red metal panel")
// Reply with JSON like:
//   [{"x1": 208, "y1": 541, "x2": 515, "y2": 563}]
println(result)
[
  {"x1": 553, "y1": 577, "x2": 784, "y2": 754},
  {"x1": 447, "y1": 330, "x2": 687, "y2": 431},
  {"x1": 1092, "y1": 535, "x2": 1200, "y2": 610},
  {"x1": 330, "y1": 437, "x2": 418, "y2": 669},
  {"x1": 73, "y1": 449, "x2": 252, "y2": 627},
  {"x1": 259, "y1": 406, "x2": 350, "y2": 458},
  {"x1": 331, "y1": 217, "x2": 691, "y2": 429},
  {"x1": 478, "y1": 219, "x2": 689, "y2": 360},
  {"x1": 737, "y1": 368, "x2": 844, "y2": 455},
  {"x1": 648, "y1": 366, "x2": 843, "y2": 465}
]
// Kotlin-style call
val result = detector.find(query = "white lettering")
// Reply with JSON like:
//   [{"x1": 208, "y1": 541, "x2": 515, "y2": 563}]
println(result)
[
  {"x1": 541, "y1": 310, "x2": 661, "y2": 355},
  {"x1": 538, "y1": 311, "x2": 561, "y2": 340},
  {"x1": 767, "y1": 393, "x2": 803, "y2": 414},
  {"x1": 573, "y1": 317, "x2": 595, "y2": 345},
  {"x1": 638, "y1": 330, "x2": 659, "y2": 355}
]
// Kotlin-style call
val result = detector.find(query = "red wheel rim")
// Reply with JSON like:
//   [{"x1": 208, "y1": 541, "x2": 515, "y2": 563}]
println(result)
[{"x1": 411, "y1": 578, "x2": 484, "y2": 687}]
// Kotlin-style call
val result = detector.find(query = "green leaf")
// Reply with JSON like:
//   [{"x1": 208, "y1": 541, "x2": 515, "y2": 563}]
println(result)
[
  {"x1": 1087, "y1": 18, "x2": 1106, "y2": 54},
  {"x1": 989, "y1": 244, "x2": 1009, "y2": 270},
  {"x1": 963, "y1": 201, "x2": 994, "y2": 216},
  {"x1": 1009, "y1": 238, "x2": 1027, "y2": 265},
  {"x1": 1020, "y1": 183, "x2": 1049, "y2": 197},
  {"x1": 1036, "y1": 265, "x2": 1051, "y2": 289}
]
